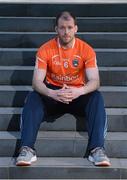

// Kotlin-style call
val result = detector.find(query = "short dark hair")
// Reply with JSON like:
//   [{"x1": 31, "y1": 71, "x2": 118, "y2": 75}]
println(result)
[{"x1": 55, "y1": 11, "x2": 77, "y2": 26}]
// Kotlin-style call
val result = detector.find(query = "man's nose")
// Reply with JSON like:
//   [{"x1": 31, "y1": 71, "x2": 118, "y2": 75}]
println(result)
[{"x1": 64, "y1": 28, "x2": 70, "y2": 34}]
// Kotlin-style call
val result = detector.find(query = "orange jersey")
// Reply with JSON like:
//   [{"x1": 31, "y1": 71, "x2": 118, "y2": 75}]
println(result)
[{"x1": 36, "y1": 37, "x2": 97, "y2": 87}]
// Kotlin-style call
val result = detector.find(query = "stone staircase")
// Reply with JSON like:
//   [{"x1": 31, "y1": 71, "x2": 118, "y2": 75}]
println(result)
[{"x1": 0, "y1": 3, "x2": 127, "y2": 179}]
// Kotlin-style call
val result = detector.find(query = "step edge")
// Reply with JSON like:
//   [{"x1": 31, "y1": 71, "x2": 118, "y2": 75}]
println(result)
[
  {"x1": 0, "y1": 131, "x2": 127, "y2": 140},
  {"x1": 0, "y1": 48, "x2": 127, "y2": 52},
  {"x1": 0, "y1": 107, "x2": 126, "y2": 115},
  {"x1": 0, "y1": 85, "x2": 126, "y2": 92},
  {"x1": 0, "y1": 66, "x2": 127, "y2": 71}
]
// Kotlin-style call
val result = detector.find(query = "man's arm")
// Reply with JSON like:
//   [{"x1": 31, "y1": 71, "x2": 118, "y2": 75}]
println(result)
[
  {"x1": 32, "y1": 68, "x2": 51, "y2": 96},
  {"x1": 62, "y1": 67, "x2": 100, "y2": 101},
  {"x1": 82, "y1": 66, "x2": 100, "y2": 95}
]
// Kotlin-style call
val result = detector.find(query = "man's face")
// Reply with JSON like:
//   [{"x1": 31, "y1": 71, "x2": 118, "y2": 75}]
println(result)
[{"x1": 55, "y1": 17, "x2": 78, "y2": 46}]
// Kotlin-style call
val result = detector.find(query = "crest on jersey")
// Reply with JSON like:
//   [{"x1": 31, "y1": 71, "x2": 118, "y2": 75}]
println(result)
[{"x1": 72, "y1": 59, "x2": 79, "y2": 67}]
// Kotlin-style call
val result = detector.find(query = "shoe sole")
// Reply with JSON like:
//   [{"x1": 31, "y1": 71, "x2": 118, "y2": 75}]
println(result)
[
  {"x1": 88, "y1": 156, "x2": 111, "y2": 166},
  {"x1": 16, "y1": 156, "x2": 37, "y2": 166}
]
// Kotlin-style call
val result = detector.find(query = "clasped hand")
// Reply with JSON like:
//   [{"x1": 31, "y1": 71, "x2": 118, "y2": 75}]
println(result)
[{"x1": 52, "y1": 84, "x2": 83, "y2": 104}]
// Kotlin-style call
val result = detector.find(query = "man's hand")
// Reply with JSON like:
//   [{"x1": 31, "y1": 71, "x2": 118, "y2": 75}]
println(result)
[
  {"x1": 63, "y1": 86, "x2": 84, "y2": 101},
  {"x1": 57, "y1": 84, "x2": 73, "y2": 104},
  {"x1": 49, "y1": 84, "x2": 84, "y2": 104},
  {"x1": 49, "y1": 84, "x2": 72, "y2": 104}
]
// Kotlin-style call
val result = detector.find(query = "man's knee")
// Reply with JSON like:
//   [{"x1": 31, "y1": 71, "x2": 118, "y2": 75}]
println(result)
[
  {"x1": 24, "y1": 91, "x2": 44, "y2": 110},
  {"x1": 25, "y1": 91, "x2": 41, "y2": 103},
  {"x1": 90, "y1": 90, "x2": 104, "y2": 103}
]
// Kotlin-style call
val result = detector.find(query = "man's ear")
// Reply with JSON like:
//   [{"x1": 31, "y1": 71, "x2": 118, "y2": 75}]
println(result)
[
  {"x1": 75, "y1": 25, "x2": 78, "y2": 33},
  {"x1": 55, "y1": 26, "x2": 58, "y2": 33}
]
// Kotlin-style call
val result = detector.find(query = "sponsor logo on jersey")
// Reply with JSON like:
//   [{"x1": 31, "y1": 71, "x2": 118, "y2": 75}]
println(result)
[{"x1": 51, "y1": 73, "x2": 79, "y2": 82}]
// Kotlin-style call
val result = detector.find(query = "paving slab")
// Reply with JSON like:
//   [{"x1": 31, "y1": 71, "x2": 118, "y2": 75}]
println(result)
[
  {"x1": 0, "y1": 66, "x2": 126, "y2": 86},
  {"x1": 0, "y1": 86, "x2": 126, "y2": 107},
  {"x1": 0, "y1": 131, "x2": 127, "y2": 157},
  {"x1": 0, "y1": 108, "x2": 127, "y2": 132},
  {"x1": 0, "y1": 157, "x2": 126, "y2": 179},
  {"x1": 0, "y1": 48, "x2": 127, "y2": 67},
  {"x1": 0, "y1": 3, "x2": 127, "y2": 17},
  {"x1": 1, "y1": 17, "x2": 127, "y2": 32},
  {"x1": 0, "y1": 32, "x2": 127, "y2": 48}
]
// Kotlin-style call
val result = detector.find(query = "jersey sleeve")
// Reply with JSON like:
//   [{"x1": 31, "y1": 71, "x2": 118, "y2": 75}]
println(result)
[
  {"x1": 35, "y1": 46, "x2": 48, "y2": 70},
  {"x1": 84, "y1": 44, "x2": 97, "y2": 68}
]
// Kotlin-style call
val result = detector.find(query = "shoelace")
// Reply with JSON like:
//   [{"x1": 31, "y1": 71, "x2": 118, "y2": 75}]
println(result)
[
  {"x1": 19, "y1": 146, "x2": 34, "y2": 156},
  {"x1": 92, "y1": 147, "x2": 106, "y2": 157},
  {"x1": 20, "y1": 148, "x2": 28, "y2": 157}
]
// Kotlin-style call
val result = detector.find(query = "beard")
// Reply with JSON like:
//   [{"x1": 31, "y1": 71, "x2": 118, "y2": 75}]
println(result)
[{"x1": 59, "y1": 35, "x2": 74, "y2": 47}]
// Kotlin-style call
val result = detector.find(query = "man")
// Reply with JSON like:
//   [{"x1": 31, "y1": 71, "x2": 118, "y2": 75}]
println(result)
[{"x1": 16, "y1": 11, "x2": 111, "y2": 166}]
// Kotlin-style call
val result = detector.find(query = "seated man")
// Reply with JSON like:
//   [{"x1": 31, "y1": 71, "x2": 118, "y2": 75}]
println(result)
[{"x1": 16, "y1": 11, "x2": 111, "y2": 167}]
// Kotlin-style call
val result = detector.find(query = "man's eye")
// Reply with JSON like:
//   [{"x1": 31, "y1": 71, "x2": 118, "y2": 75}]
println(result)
[{"x1": 68, "y1": 27, "x2": 73, "y2": 29}]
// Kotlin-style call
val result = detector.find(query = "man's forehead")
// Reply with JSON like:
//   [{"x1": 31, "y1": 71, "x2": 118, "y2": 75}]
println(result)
[{"x1": 57, "y1": 17, "x2": 75, "y2": 25}]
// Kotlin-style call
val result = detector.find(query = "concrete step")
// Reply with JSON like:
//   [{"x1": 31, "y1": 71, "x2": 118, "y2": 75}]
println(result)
[
  {"x1": 0, "y1": 32, "x2": 127, "y2": 48},
  {"x1": 96, "y1": 49, "x2": 127, "y2": 67},
  {"x1": 1, "y1": 17, "x2": 127, "y2": 32},
  {"x1": 0, "y1": 66, "x2": 33, "y2": 85},
  {"x1": 101, "y1": 86, "x2": 127, "y2": 108},
  {"x1": 0, "y1": 3, "x2": 127, "y2": 17},
  {"x1": 0, "y1": 86, "x2": 126, "y2": 107},
  {"x1": 0, "y1": 157, "x2": 127, "y2": 179},
  {"x1": 0, "y1": 66, "x2": 126, "y2": 86},
  {"x1": 0, "y1": 108, "x2": 127, "y2": 132},
  {"x1": 99, "y1": 67, "x2": 127, "y2": 86},
  {"x1": 0, "y1": 131, "x2": 127, "y2": 158},
  {"x1": 0, "y1": 48, "x2": 127, "y2": 67},
  {"x1": 0, "y1": 48, "x2": 36, "y2": 66}
]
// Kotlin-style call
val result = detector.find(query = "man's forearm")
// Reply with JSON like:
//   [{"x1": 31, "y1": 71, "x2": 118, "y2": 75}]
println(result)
[
  {"x1": 32, "y1": 80, "x2": 69, "y2": 103},
  {"x1": 80, "y1": 79, "x2": 100, "y2": 96},
  {"x1": 32, "y1": 80, "x2": 53, "y2": 97}
]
